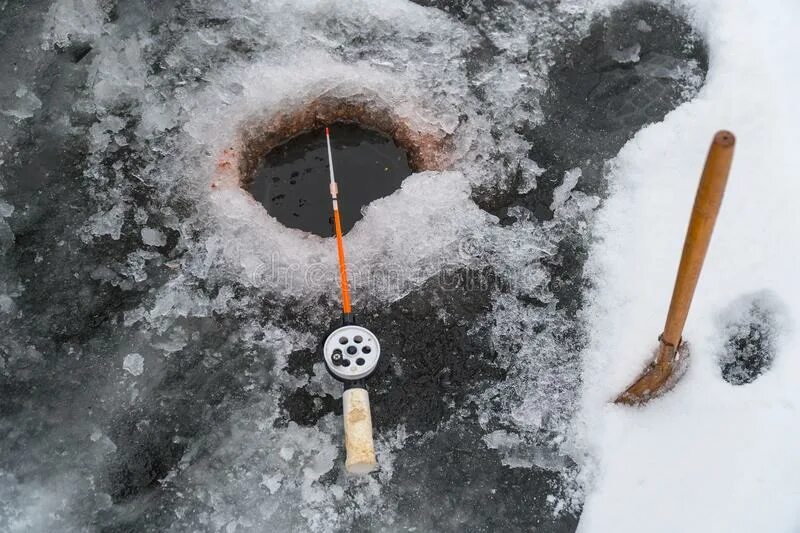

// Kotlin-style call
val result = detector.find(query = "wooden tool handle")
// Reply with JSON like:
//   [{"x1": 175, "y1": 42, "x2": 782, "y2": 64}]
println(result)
[
  {"x1": 661, "y1": 131, "x2": 735, "y2": 348},
  {"x1": 342, "y1": 387, "x2": 377, "y2": 474}
]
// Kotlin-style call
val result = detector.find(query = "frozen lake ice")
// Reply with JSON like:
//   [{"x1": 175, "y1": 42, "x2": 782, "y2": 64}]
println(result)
[{"x1": 3, "y1": 0, "x2": 796, "y2": 532}]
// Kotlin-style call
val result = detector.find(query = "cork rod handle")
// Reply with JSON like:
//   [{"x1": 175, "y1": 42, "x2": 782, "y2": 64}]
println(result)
[{"x1": 342, "y1": 387, "x2": 377, "y2": 474}]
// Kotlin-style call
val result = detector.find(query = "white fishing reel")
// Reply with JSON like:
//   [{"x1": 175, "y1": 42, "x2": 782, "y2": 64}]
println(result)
[{"x1": 323, "y1": 325, "x2": 381, "y2": 382}]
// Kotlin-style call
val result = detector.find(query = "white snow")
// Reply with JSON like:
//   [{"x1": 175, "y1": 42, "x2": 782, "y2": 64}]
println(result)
[{"x1": 575, "y1": 1, "x2": 800, "y2": 532}]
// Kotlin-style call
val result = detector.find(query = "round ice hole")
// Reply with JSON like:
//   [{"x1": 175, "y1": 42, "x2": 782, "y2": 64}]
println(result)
[
  {"x1": 362, "y1": 346, "x2": 371, "y2": 354},
  {"x1": 246, "y1": 123, "x2": 412, "y2": 237},
  {"x1": 338, "y1": 337, "x2": 348, "y2": 345},
  {"x1": 356, "y1": 358, "x2": 366, "y2": 366},
  {"x1": 347, "y1": 346, "x2": 358, "y2": 355},
  {"x1": 354, "y1": 335, "x2": 363, "y2": 343},
  {"x1": 341, "y1": 359, "x2": 351, "y2": 367}
]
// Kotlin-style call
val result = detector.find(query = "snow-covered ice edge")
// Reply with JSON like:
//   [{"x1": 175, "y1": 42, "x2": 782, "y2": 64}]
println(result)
[{"x1": 576, "y1": 0, "x2": 800, "y2": 531}]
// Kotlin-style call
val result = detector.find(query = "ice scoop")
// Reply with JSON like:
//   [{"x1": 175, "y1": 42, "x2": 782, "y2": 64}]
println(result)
[{"x1": 615, "y1": 130, "x2": 736, "y2": 405}]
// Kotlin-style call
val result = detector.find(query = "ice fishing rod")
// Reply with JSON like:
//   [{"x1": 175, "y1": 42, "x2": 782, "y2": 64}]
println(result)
[
  {"x1": 321, "y1": 126, "x2": 380, "y2": 474},
  {"x1": 326, "y1": 126, "x2": 354, "y2": 324}
]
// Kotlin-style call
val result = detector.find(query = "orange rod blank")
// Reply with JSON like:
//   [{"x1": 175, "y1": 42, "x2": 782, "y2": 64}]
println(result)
[{"x1": 333, "y1": 208, "x2": 352, "y2": 314}]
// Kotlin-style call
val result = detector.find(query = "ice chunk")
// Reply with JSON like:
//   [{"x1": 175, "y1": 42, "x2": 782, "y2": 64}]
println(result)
[
  {"x1": 89, "y1": 37, "x2": 146, "y2": 105},
  {"x1": 550, "y1": 168, "x2": 582, "y2": 211},
  {"x1": 83, "y1": 203, "x2": 125, "y2": 241},
  {"x1": 141, "y1": 227, "x2": 166, "y2": 247},
  {"x1": 517, "y1": 159, "x2": 544, "y2": 194},
  {"x1": 279, "y1": 447, "x2": 295, "y2": 462},
  {"x1": 483, "y1": 430, "x2": 533, "y2": 469},
  {"x1": 1, "y1": 86, "x2": 42, "y2": 121},
  {"x1": 259, "y1": 473, "x2": 283, "y2": 494},
  {"x1": 89, "y1": 115, "x2": 126, "y2": 148},
  {"x1": 123, "y1": 353, "x2": 144, "y2": 376},
  {"x1": 0, "y1": 294, "x2": 15, "y2": 314},
  {"x1": 42, "y1": 0, "x2": 106, "y2": 49},
  {"x1": 133, "y1": 208, "x2": 148, "y2": 225},
  {"x1": 0, "y1": 199, "x2": 14, "y2": 217},
  {"x1": 0, "y1": 218, "x2": 14, "y2": 254},
  {"x1": 139, "y1": 103, "x2": 178, "y2": 135},
  {"x1": 610, "y1": 43, "x2": 641, "y2": 64}
]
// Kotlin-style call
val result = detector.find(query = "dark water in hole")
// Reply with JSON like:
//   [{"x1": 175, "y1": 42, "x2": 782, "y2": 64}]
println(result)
[{"x1": 247, "y1": 123, "x2": 412, "y2": 237}]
